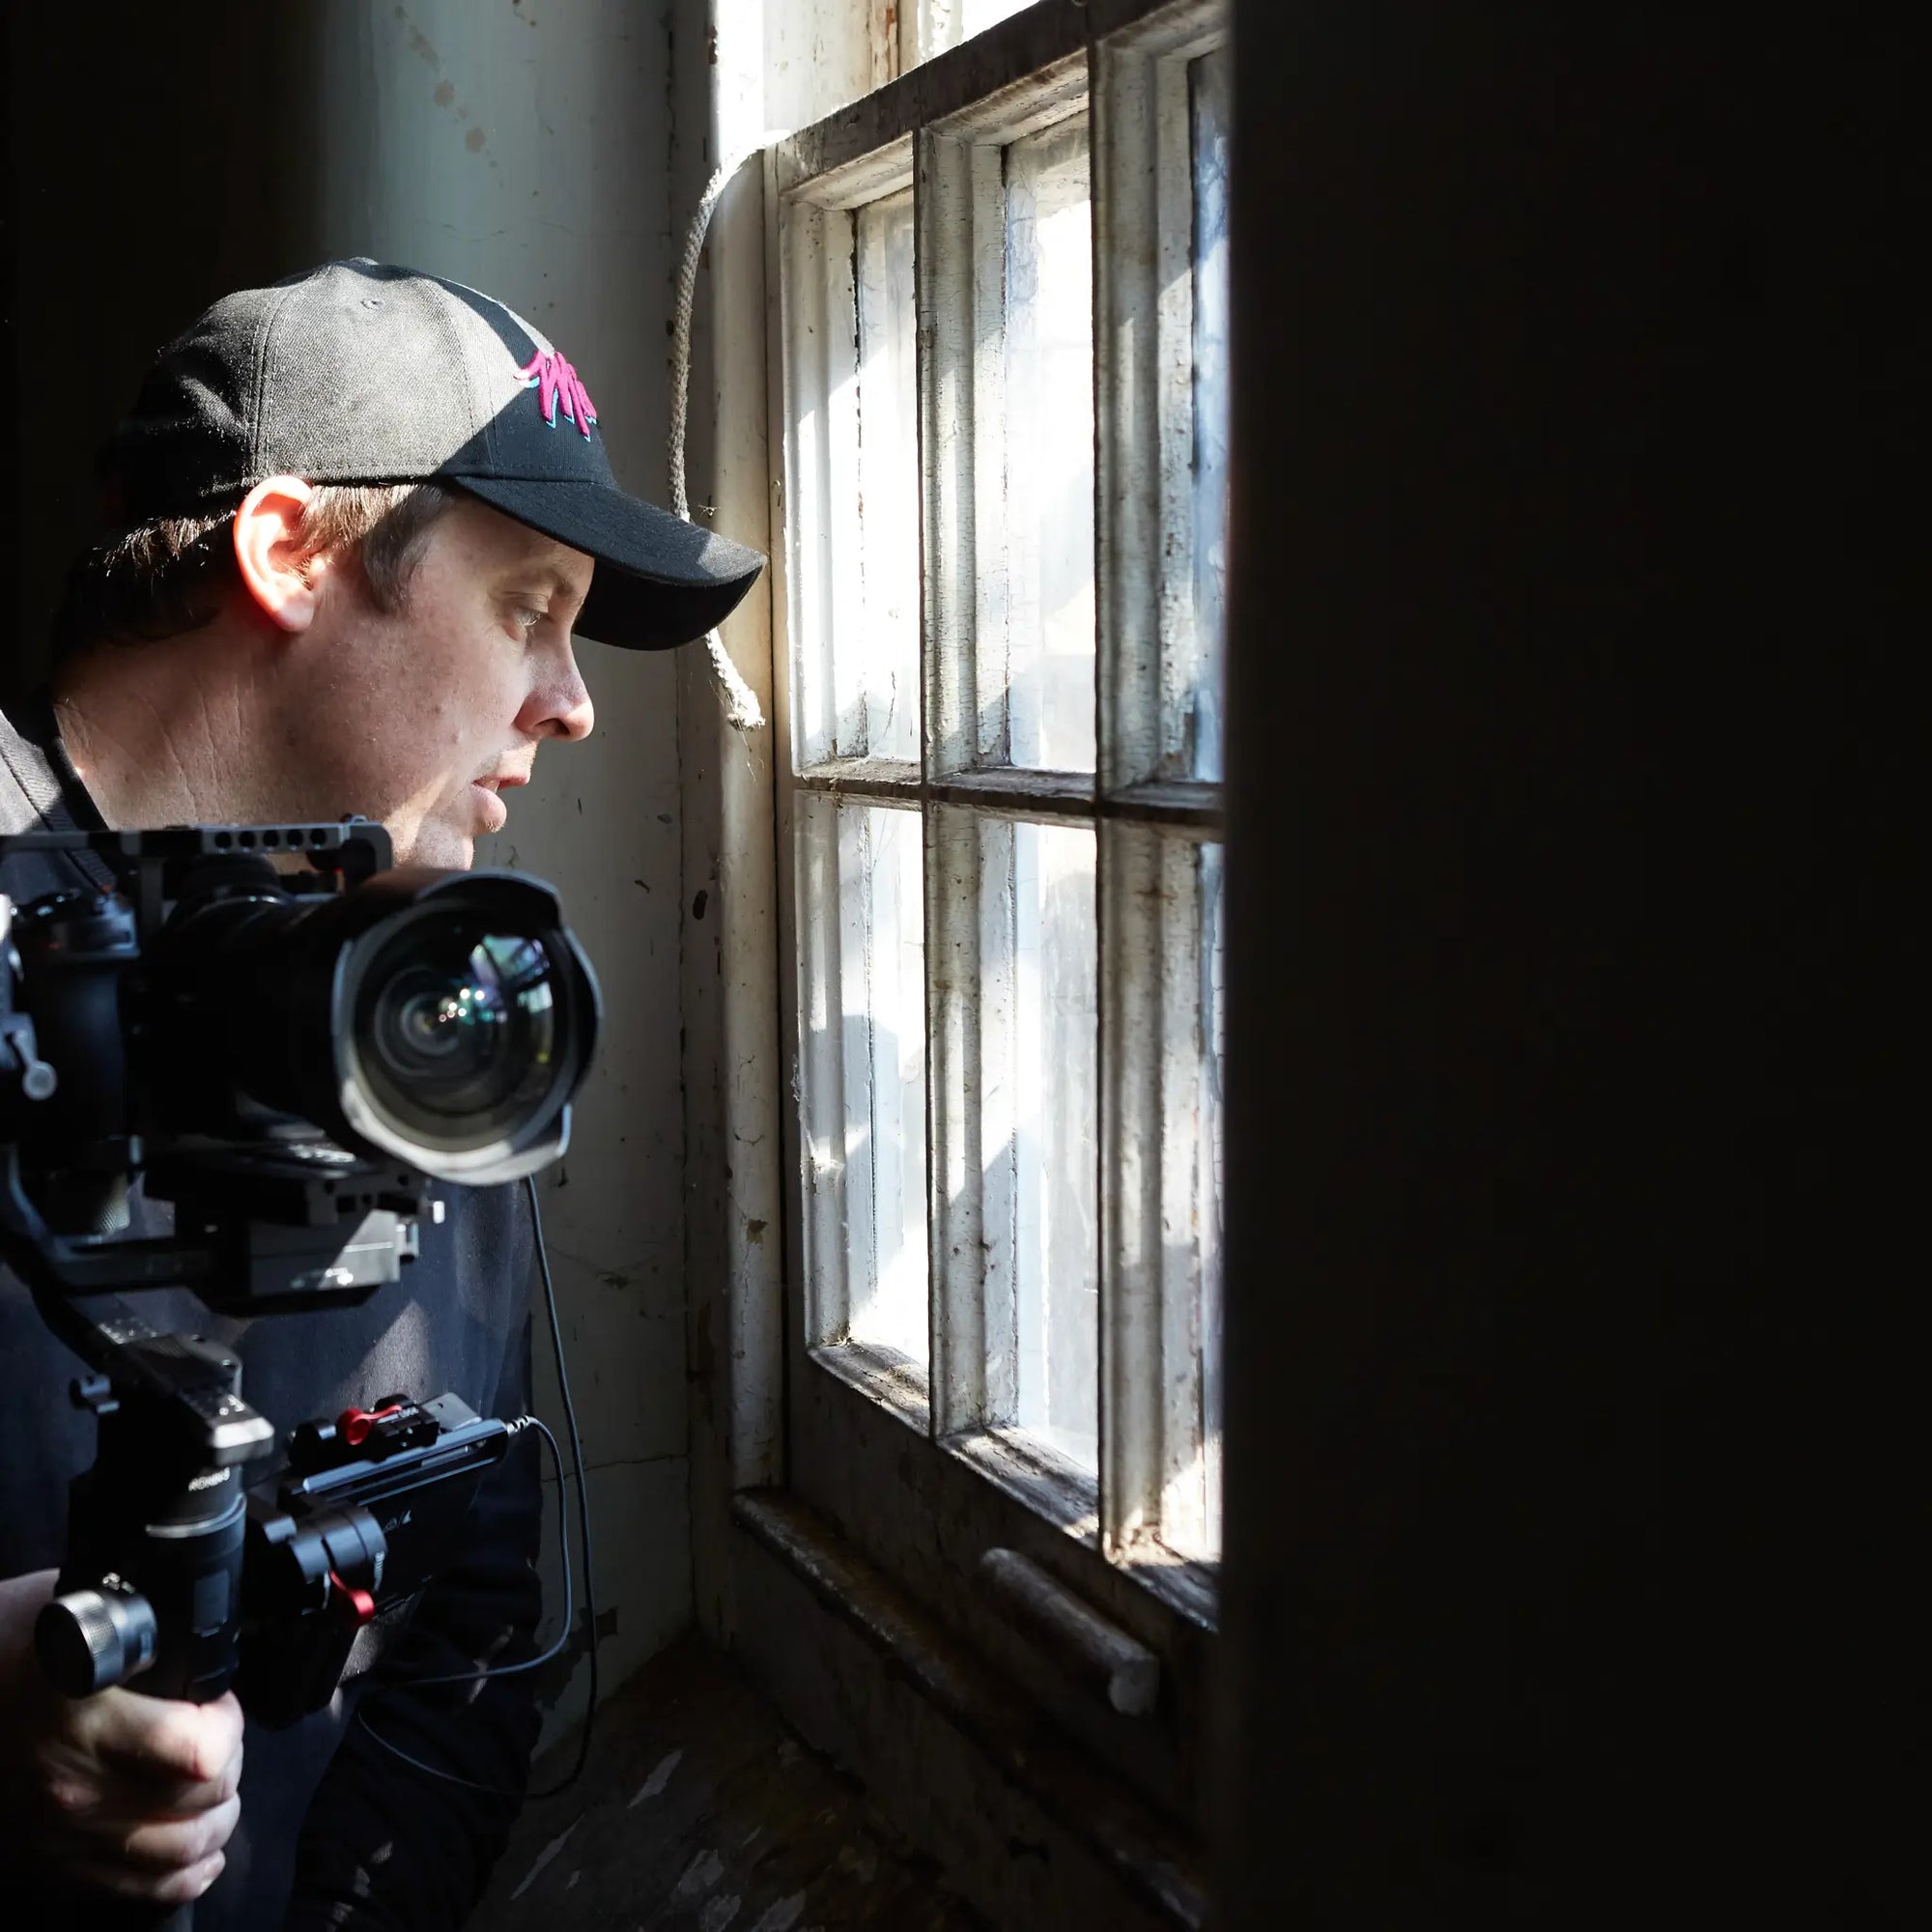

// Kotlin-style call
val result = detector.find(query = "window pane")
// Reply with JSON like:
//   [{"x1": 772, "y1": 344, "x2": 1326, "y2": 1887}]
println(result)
[
  {"x1": 854, "y1": 191, "x2": 923, "y2": 762},
  {"x1": 785, "y1": 192, "x2": 920, "y2": 770},
  {"x1": 1188, "y1": 48, "x2": 1231, "y2": 782},
  {"x1": 1093, "y1": 26, "x2": 1235, "y2": 792},
  {"x1": 1003, "y1": 116, "x2": 1096, "y2": 774},
  {"x1": 1098, "y1": 822, "x2": 1225, "y2": 1563},
  {"x1": 980, "y1": 818, "x2": 1099, "y2": 1469},
  {"x1": 905, "y1": 0, "x2": 1036, "y2": 65},
  {"x1": 796, "y1": 795, "x2": 929, "y2": 1365},
  {"x1": 1185, "y1": 839, "x2": 1226, "y2": 1557}
]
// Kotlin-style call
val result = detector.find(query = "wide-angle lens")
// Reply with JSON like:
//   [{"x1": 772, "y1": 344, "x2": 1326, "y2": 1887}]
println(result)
[
  {"x1": 353, "y1": 921, "x2": 560, "y2": 1151},
  {"x1": 136, "y1": 851, "x2": 597, "y2": 1184}
]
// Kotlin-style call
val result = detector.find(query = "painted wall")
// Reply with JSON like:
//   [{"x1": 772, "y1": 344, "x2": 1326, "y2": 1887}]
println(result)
[
  {"x1": 672, "y1": 0, "x2": 882, "y2": 1645},
  {"x1": 272, "y1": 0, "x2": 699, "y2": 1744}
]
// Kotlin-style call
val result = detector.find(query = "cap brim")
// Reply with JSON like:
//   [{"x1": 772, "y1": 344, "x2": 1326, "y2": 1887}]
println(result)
[{"x1": 452, "y1": 475, "x2": 766, "y2": 651}]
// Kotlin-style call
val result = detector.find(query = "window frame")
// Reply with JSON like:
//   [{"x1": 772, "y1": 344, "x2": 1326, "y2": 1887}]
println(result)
[{"x1": 763, "y1": 0, "x2": 1229, "y2": 1826}]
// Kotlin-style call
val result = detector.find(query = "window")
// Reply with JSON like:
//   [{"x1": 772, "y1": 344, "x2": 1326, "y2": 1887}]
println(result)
[
  {"x1": 900, "y1": 1, "x2": 1040, "y2": 67},
  {"x1": 771, "y1": 0, "x2": 1229, "y2": 1730}
]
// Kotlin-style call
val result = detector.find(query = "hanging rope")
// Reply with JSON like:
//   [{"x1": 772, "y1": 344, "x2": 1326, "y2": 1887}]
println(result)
[{"x1": 670, "y1": 148, "x2": 771, "y2": 731}]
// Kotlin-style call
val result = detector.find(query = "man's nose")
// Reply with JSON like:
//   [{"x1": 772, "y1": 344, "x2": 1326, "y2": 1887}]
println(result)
[{"x1": 528, "y1": 646, "x2": 595, "y2": 743}]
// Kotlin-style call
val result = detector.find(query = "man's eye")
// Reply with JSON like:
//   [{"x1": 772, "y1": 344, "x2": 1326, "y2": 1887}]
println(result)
[{"x1": 514, "y1": 606, "x2": 547, "y2": 635}]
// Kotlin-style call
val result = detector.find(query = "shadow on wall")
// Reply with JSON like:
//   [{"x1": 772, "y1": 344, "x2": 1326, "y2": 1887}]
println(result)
[{"x1": 3, "y1": 4, "x2": 295, "y2": 702}]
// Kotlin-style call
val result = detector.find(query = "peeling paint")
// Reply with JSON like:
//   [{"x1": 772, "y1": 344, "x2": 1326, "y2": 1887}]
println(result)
[
  {"x1": 672, "y1": 1848, "x2": 725, "y2": 1902},
  {"x1": 507, "y1": 1817, "x2": 579, "y2": 1900},
  {"x1": 628, "y1": 1747, "x2": 685, "y2": 1807}
]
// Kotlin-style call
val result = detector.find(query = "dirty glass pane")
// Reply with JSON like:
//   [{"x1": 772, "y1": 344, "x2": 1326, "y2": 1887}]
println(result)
[
  {"x1": 1099, "y1": 820, "x2": 1226, "y2": 1560},
  {"x1": 1183, "y1": 839, "x2": 1226, "y2": 1557},
  {"x1": 905, "y1": 0, "x2": 1036, "y2": 65},
  {"x1": 789, "y1": 192, "x2": 920, "y2": 771},
  {"x1": 1001, "y1": 115, "x2": 1096, "y2": 775},
  {"x1": 796, "y1": 795, "x2": 929, "y2": 1365},
  {"x1": 979, "y1": 818, "x2": 1099, "y2": 1469},
  {"x1": 852, "y1": 191, "x2": 923, "y2": 762},
  {"x1": 1187, "y1": 48, "x2": 1231, "y2": 782}
]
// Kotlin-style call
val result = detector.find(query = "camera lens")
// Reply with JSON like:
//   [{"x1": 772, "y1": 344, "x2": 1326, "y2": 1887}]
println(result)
[
  {"x1": 353, "y1": 920, "x2": 564, "y2": 1152},
  {"x1": 138, "y1": 855, "x2": 597, "y2": 1184}
]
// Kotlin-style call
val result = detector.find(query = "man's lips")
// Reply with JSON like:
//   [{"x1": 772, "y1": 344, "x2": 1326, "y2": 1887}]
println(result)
[{"x1": 470, "y1": 773, "x2": 526, "y2": 834}]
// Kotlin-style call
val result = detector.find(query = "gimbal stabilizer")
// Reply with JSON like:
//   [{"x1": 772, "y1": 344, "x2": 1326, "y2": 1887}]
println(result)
[{"x1": 0, "y1": 820, "x2": 599, "y2": 1926}]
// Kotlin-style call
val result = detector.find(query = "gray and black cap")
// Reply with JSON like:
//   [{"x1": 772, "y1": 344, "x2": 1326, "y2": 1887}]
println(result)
[{"x1": 102, "y1": 258, "x2": 765, "y2": 651}]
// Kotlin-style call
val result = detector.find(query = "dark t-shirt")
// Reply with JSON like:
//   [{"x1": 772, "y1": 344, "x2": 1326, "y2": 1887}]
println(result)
[{"x1": 0, "y1": 696, "x2": 545, "y2": 1929}]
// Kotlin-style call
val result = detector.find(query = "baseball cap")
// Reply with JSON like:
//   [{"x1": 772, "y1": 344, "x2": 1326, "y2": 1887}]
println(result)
[{"x1": 100, "y1": 259, "x2": 765, "y2": 651}]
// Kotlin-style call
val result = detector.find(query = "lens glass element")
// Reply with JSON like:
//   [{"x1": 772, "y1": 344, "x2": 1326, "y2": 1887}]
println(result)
[{"x1": 352, "y1": 920, "x2": 563, "y2": 1151}]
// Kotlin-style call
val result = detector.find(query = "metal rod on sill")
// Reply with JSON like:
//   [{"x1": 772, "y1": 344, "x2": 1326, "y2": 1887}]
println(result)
[{"x1": 977, "y1": 1547, "x2": 1160, "y2": 1717}]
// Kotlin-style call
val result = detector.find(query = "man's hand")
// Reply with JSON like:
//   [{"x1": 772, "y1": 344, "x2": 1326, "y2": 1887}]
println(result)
[{"x1": 0, "y1": 1569, "x2": 242, "y2": 1905}]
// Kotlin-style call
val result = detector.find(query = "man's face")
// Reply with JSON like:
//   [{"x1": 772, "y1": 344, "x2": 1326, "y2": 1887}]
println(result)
[{"x1": 287, "y1": 496, "x2": 596, "y2": 868}]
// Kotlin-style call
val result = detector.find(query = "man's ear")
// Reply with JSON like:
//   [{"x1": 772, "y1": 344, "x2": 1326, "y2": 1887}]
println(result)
[{"x1": 233, "y1": 476, "x2": 322, "y2": 632}]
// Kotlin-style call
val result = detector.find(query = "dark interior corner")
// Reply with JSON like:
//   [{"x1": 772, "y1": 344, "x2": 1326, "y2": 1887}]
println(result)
[
  {"x1": 3, "y1": 5, "x2": 286, "y2": 705},
  {"x1": 3, "y1": 4, "x2": 1908, "y2": 1926},
  {"x1": 1215, "y1": 11, "x2": 1909, "y2": 1923}
]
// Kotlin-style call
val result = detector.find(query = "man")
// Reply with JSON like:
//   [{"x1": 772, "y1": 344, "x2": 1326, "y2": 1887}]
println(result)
[{"x1": 0, "y1": 260, "x2": 762, "y2": 1927}]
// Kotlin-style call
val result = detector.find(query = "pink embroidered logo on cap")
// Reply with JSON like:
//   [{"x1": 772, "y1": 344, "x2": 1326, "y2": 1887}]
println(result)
[{"x1": 517, "y1": 349, "x2": 598, "y2": 438}]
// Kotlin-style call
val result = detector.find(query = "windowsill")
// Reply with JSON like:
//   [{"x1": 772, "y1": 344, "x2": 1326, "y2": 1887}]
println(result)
[
  {"x1": 810, "y1": 1337, "x2": 931, "y2": 1433},
  {"x1": 809, "y1": 1341, "x2": 1221, "y2": 1630},
  {"x1": 731, "y1": 1486, "x2": 1209, "y2": 1932}
]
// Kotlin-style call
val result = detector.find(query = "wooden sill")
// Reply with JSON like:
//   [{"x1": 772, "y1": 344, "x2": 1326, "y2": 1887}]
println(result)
[{"x1": 732, "y1": 1487, "x2": 1209, "y2": 1932}]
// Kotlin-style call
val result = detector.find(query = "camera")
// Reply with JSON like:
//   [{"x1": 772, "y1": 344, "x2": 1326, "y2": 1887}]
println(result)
[{"x1": 0, "y1": 819, "x2": 598, "y2": 1721}]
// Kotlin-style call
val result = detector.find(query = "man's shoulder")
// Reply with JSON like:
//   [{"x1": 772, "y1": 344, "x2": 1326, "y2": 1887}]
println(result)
[
  {"x1": 0, "y1": 699, "x2": 59, "y2": 838},
  {"x1": 0, "y1": 702, "x2": 74, "y2": 914},
  {"x1": 0, "y1": 698, "x2": 115, "y2": 905}
]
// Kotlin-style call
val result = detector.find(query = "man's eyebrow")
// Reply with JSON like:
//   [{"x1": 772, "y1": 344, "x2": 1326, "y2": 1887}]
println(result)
[{"x1": 510, "y1": 559, "x2": 592, "y2": 605}]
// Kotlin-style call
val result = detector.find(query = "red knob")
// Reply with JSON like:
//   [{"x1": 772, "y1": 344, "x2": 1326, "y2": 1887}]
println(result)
[
  {"x1": 327, "y1": 1570, "x2": 377, "y2": 1627},
  {"x1": 337, "y1": 1404, "x2": 402, "y2": 1447}
]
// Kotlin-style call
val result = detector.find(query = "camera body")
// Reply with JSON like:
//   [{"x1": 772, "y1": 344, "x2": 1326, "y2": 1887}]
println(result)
[
  {"x1": 2, "y1": 818, "x2": 600, "y2": 1219},
  {"x1": 0, "y1": 821, "x2": 599, "y2": 1722}
]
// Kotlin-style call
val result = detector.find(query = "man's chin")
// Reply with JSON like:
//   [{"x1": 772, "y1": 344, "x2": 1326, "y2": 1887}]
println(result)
[{"x1": 388, "y1": 820, "x2": 476, "y2": 872}]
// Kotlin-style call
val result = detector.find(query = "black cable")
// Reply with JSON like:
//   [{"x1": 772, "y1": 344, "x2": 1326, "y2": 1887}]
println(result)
[
  {"x1": 526, "y1": 1172, "x2": 599, "y2": 1790},
  {"x1": 355, "y1": 1420, "x2": 576, "y2": 1797},
  {"x1": 377, "y1": 1417, "x2": 575, "y2": 1688},
  {"x1": 355, "y1": 1177, "x2": 601, "y2": 1800}
]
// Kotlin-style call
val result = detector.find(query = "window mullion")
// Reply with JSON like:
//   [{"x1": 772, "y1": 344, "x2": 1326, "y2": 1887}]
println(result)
[
  {"x1": 1093, "y1": 10, "x2": 1166, "y2": 1554},
  {"x1": 1098, "y1": 820, "x2": 1157, "y2": 1548},
  {"x1": 919, "y1": 126, "x2": 1000, "y2": 781},
  {"x1": 921, "y1": 123, "x2": 1014, "y2": 1437},
  {"x1": 924, "y1": 806, "x2": 1023, "y2": 1437},
  {"x1": 1093, "y1": 31, "x2": 1164, "y2": 795}
]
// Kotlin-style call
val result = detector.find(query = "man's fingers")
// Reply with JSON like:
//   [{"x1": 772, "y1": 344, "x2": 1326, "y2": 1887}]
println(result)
[
  {"x1": 86, "y1": 1688, "x2": 244, "y2": 1784},
  {"x1": 152, "y1": 1747, "x2": 244, "y2": 1818},
  {"x1": 56, "y1": 1745, "x2": 243, "y2": 1832},
  {"x1": 157, "y1": 1852, "x2": 228, "y2": 1906},
  {"x1": 114, "y1": 1790, "x2": 242, "y2": 1874},
  {"x1": 81, "y1": 1849, "x2": 227, "y2": 1905}
]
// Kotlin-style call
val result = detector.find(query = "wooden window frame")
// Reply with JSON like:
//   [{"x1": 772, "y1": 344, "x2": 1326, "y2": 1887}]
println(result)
[{"x1": 763, "y1": 0, "x2": 1229, "y2": 1826}]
